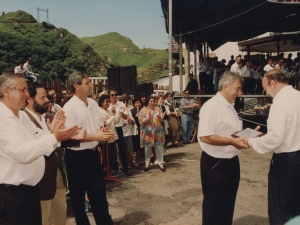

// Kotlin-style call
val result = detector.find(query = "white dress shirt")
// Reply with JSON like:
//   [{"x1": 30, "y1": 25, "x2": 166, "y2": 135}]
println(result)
[
  {"x1": 264, "y1": 64, "x2": 274, "y2": 72},
  {"x1": 0, "y1": 103, "x2": 58, "y2": 186},
  {"x1": 198, "y1": 62, "x2": 207, "y2": 73},
  {"x1": 25, "y1": 108, "x2": 48, "y2": 131},
  {"x1": 109, "y1": 101, "x2": 127, "y2": 127},
  {"x1": 99, "y1": 107, "x2": 119, "y2": 143},
  {"x1": 14, "y1": 66, "x2": 26, "y2": 74},
  {"x1": 241, "y1": 66, "x2": 252, "y2": 77},
  {"x1": 231, "y1": 62, "x2": 240, "y2": 74},
  {"x1": 198, "y1": 92, "x2": 242, "y2": 158},
  {"x1": 249, "y1": 85, "x2": 300, "y2": 154},
  {"x1": 122, "y1": 109, "x2": 134, "y2": 137},
  {"x1": 63, "y1": 95, "x2": 103, "y2": 150}
]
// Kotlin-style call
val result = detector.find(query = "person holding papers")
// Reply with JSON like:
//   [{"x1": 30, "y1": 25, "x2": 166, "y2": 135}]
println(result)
[
  {"x1": 244, "y1": 70, "x2": 300, "y2": 225},
  {"x1": 197, "y1": 72, "x2": 249, "y2": 225}
]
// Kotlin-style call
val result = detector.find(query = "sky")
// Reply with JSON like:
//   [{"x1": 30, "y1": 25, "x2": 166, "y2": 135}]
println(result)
[{"x1": 0, "y1": 0, "x2": 171, "y2": 49}]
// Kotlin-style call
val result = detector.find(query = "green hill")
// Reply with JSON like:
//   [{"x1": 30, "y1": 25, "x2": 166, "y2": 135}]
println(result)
[
  {"x1": 81, "y1": 32, "x2": 169, "y2": 81},
  {"x1": 0, "y1": 10, "x2": 113, "y2": 81}
]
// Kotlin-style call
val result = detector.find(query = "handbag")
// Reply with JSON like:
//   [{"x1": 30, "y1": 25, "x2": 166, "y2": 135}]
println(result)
[{"x1": 131, "y1": 123, "x2": 139, "y2": 136}]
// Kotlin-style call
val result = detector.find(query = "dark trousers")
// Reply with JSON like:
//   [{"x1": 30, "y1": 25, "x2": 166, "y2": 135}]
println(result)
[
  {"x1": 115, "y1": 127, "x2": 128, "y2": 173},
  {"x1": 0, "y1": 184, "x2": 41, "y2": 225},
  {"x1": 65, "y1": 149, "x2": 113, "y2": 225},
  {"x1": 201, "y1": 151, "x2": 240, "y2": 225},
  {"x1": 108, "y1": 141, "x2": 118, "y2": 172},
  {"x1": 268, "y1": 151, "x2": 300, "y2": 225},
  {"x1": 199, "y1": 72, "x2": 206, "y2": 90}
]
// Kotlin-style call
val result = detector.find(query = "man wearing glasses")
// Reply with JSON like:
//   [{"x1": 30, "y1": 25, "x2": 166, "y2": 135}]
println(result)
[
  {"x1": 244, "y1": 70, "x2": 300, "y2": 225},
  {"x1": 180, "y1": 89, "x2": 199, "y2": 144},
  {"x1": 108, "y1": 87, "x2": 133, "y2": 177}
]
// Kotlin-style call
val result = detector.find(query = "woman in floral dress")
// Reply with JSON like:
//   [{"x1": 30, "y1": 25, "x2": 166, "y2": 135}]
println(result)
[{"x1": 139, "y1": 96, "x2": 166, "y2": 172}]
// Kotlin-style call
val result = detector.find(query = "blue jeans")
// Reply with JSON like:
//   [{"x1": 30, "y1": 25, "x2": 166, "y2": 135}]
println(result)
[
  {"x1": 26, "y1": 73, "x2": 39, "y2": 82},
  {"x1": 181, "y1": 113, "x2": 194, "y2": 142}
]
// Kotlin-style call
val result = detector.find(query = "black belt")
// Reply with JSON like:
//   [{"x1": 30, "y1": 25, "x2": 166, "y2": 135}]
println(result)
[{"x1": 182, "y1": 112, "x2": 193, "y2": 115}]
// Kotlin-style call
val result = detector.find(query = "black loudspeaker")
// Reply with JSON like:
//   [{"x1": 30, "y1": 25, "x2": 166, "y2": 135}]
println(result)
[
  {"x1": 137, "y1": 83, "x2": 153, "y2": 97},
  {"x1": 107, "y1": 67, "x2": 120, "y2": 93},
  {"x1": 120, "y1": 66, "x2": 137, "y2": 95}
]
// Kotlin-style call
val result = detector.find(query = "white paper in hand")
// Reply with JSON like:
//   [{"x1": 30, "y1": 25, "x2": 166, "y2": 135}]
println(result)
[{"x1": 234, "y1": 128, "x2": 262, "y2": 138}]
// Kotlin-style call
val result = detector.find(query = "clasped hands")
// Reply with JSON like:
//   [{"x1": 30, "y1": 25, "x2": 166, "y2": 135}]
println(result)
[
  {"x1": 46, "y1": 110, "x2": 87, "y2": 142},
  {"x1": 232, "y1": 126, "x2": 260, "y2": 150}
]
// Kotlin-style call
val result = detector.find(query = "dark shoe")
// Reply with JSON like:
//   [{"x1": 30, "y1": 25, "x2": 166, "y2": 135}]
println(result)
[
  {"x1": 124, "y1": 172, "x2": 133, "y2": 177},
  {"x1": 159, "y1": 166, "x2": 166, "y2": 172},
  {"x1": 144, "y1": 167, "x2": 150, "y2": 172},
  {"x1": 183, "y1": 141, "x2": 188, "y2": 144}
]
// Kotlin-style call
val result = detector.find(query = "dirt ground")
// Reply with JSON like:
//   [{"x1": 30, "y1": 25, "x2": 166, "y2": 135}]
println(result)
[{"x1": 66, "y1": 142, "x2": 273, "y2": 225}]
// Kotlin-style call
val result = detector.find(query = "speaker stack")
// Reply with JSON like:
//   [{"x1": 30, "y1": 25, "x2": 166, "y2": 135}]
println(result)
[{"x1": 107, "y1": 66, "x2": 137, "y2": 95}]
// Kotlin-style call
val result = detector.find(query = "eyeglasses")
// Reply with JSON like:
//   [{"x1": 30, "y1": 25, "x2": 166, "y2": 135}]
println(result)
[
  {"x1": 104, "y1": 100, "x2": 110, "y2": 103},
  {"x1": 110, "y1": 94, "x2": 117, "y2": 97}
]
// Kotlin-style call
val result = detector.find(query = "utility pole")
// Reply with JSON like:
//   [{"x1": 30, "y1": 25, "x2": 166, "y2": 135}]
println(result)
[
  {"x1": 37, "y1": 7, "x2": 49, "y2": 23},
  {"x1": 168, "y1": 0, "x2": 172, "y2": 93}
]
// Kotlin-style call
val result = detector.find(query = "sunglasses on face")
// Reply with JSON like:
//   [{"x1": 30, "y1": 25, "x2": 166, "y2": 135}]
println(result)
[{"x1": 110, "y1": 94, "x2": 117, "y2": 97}]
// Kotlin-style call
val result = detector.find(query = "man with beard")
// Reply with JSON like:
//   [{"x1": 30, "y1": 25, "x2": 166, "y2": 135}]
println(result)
[
  {"x1": 0, "y1": 73, "x2": 80, "y2": 225},
  {"x1": 23, "y1": 83, "x2": 86, "y2": 225}
]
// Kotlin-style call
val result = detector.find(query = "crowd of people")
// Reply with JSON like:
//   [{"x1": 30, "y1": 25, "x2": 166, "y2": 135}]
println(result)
[{"x1": 193, "y1": 52, "x2": 300, "y2": 95}]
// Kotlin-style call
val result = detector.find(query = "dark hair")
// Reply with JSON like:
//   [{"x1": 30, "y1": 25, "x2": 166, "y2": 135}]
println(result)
[
  {"x1": 108, "y1": 87, "x2": 117, "y2": 95},
  {"x1": 27, "y1": 83, "x2": 45, "y2": 98},
  {"x1": 264, "y1": 70, "x2": 289, "y2": 84},
  {"x1": 132, "y1": 96, "x2": 142, "y2": 105},
  {"x1": 98, "y1": 94, "x2": 110, "y2": 107},
  {"x1": 165, "y1": 92, "x2": 173, "y2": 98},
  {"x1": 145, "y1": 96, "x2": 155, "y2": 106},
  {"x1": 183, "y1": 89, "x2": 190, "y2": 93},
  {"x1": 138, "y1": 92, "x2": 146, "y2": 98},
  {"x1": 158, "y1": 94, "x2": 164, "y2": 100}
]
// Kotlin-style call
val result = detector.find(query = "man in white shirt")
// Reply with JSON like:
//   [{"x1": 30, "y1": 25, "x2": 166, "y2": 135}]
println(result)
[
  {"x1": 24, "y1": 58, "x2": 39, "y2": 83},
  {"x1": 244, "y1": 70, "x2": 300, "y2": 225},
  {"x1": 264, "y1": 58, "x2": 274, "y2": 72},
  {"x1": 109, "y1": 87, "x2": 133, "y2": 177},
  {"x1": 0, "y1": 72, "x2": 79, "y2": 225},
  {"x1": 198, "y1": 72, "x2": 249, "y2": 225},
  {"x1": 230, "y1": 56, "x2": 242, "y2": 74},
  {"x1": 241, "y1": 60, "x2": 254, "y2": 94},
  {"x1": 63, "y1": 71, "x2": 118, "y2": 225},
  {"x1": 24, "y1": 83, "x2": 84, "y2": 225},
  {"x1": 14, "y1": 62, "x2": 27, "y2": 77}
]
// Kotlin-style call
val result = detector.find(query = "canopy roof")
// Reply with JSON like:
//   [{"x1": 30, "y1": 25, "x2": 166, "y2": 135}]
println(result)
[
  {"x1": 238, "y1": 32, "x2": 300, "y2": 53},
  {"x1": 161, "y1": 0, "x2": 300, "y2": 51}
]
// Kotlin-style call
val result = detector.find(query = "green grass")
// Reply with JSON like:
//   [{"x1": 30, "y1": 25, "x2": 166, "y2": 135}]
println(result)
[{"x1": 81, "y1": 32, "x2": 169, "y2": 81}]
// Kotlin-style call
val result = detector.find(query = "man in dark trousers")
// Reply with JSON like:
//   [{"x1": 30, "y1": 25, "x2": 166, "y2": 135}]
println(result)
[
  {"x1": 245, "y1": 70, "x2": 300, "y2": 225},
  {"x1": 0, "y1": 72, "x2": 79, "y2": 225},
  {"x1": 63, "y1": 71, "x2": 119, "y2": 225},
  {"x1": 186, "y1": 74, "x2": 198, "y2": 95},
  {"x1": 198, "y1": 72, "x2": 249, "y2": 225}
]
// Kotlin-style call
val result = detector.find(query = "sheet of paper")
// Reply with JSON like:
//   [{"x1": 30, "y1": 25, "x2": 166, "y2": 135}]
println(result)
[{"x1": 234, "y1": 128, "x2": 262, "y2": 138}]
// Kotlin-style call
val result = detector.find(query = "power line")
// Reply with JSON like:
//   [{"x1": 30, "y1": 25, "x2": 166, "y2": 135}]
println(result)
[{"x1": 173, "y1": 1, "x2": 267, "y2": 38}]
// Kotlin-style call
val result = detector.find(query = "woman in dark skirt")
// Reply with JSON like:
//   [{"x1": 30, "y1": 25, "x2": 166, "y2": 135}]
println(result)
[{"x1": 131, "y1": 97, "x2": 143, "y2": 166}]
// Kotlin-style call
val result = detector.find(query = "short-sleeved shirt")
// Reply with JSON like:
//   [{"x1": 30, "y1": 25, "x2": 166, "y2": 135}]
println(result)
[
  {"x1": 63, "y1": 95, "x2": 102, "y2": 150},
  {"x1": 198, "y1": 92, "x2": 242, "y2": 158},
  {"x1": 180, "y1": 98, "x2": 194, "y2": 115}
]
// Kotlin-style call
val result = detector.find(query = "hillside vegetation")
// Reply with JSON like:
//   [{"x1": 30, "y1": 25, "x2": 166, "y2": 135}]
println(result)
[
  {"x1": 0, "y1": 11, "x2": 113, "y2": 81},
  {"x1": 81, "y1": 32, "x2": 169, "y2": 81}
]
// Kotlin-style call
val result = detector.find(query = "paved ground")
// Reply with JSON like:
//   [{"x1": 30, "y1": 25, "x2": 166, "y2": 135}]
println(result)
[{"x1": 66, "y1": 142, "x2": 272, "y2": 225}]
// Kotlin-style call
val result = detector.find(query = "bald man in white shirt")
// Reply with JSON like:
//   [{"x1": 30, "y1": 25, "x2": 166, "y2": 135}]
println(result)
[
  {"x1": 244, "y1": 70, "x2": 300, "y2": 225},
  {"x1": 0, "y1": 72, "x2": 79, "y2": 225},
  {"x1": 198, "y1": 72, "x2": 249, "y2": 225}
]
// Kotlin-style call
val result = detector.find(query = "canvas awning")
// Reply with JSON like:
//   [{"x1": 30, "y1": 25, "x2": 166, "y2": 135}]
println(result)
[{"x1": 161, "y1": 0, "x2": 300, "y2": 52}]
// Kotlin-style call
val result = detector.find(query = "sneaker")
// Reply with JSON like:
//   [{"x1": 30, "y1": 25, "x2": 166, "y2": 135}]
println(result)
[{"x1": 123, "y1": 172, "x2": 134, "y2": 177}]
